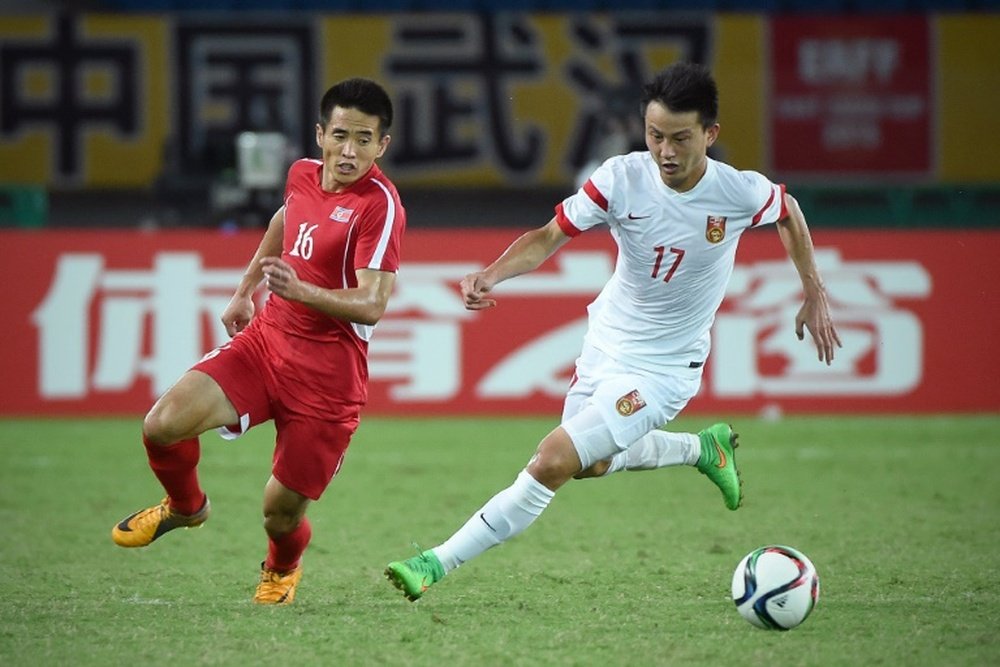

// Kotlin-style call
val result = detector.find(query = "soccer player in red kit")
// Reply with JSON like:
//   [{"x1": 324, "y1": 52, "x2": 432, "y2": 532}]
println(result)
[{"x1": 111, "y1": 78, "x2": 405, "y2": 605}]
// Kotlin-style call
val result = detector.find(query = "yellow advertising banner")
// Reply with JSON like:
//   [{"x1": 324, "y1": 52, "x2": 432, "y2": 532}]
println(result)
[
  {"x1": 0, "y1": 15, "x2": 169, "y2": 187},
  {"x1": 1, "y1": 13, "x2": 997, "y2": 189},
  {"x1": 320, "y1": 13, "x2": 757, "y2": 187},
  {"x1": 936, "y1": 15, "x2": 1000, "y2": 183}
]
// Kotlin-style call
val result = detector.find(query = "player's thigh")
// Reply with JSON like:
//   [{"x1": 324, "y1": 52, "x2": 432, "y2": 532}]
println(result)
[
  {"x1": 191, "y1": 330, "x2": 275, "y2": 441},
  {"x1": 271, "y1": 411, "x2": 360, "y2": 501},
  {"x1": 562, "y1": 377, "x2": 593, "y2": 423},
  {"x1": 561, "y1": 344, "x2": 602, "y2": 422},
  {"x1": 143, "y1": 370, "x2": 239, "y2": 443},
  {"x1": 563, "y1": 370, "x2": 696, "y2": 470},
  {"x1": 560, "y1": 402, "x2": 625, "y2": 472}
]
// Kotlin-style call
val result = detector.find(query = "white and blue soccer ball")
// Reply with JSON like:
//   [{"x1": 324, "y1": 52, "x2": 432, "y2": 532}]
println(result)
[{"x1": 731, "y1": 545, "x2": 820, "y2": 630}]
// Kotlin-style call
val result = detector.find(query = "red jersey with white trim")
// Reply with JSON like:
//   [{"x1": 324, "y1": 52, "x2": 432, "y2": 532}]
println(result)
[
  {"x1": 555, "y1": 153, "x2": 785, "y2": 373},
  {"x1": 249, "y1": 158, "x2": 405, "y2": 410}
]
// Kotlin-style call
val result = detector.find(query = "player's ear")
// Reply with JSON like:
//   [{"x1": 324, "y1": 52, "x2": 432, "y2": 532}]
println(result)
[
  {"x1": 376, "y1": 133, "x2": 391, "y2": 159},
  {"x1": 706, "y1": 123, "x2": 720, "y2": 147},
  {"x1": 315, "y1": 122, "x2": 324, "y2": 149}
]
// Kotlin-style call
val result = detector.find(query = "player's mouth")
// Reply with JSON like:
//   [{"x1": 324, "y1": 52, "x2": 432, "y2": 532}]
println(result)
[
  {"x1": 336, "y1": 162, "x2": 356, "y2": 174},
  {"x1": 661, "y1": 163, "x2": 679, "y2": 175}
]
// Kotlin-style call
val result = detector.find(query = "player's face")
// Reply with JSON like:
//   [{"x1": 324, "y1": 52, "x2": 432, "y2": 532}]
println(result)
[
  {"x1": 643, "y1": 101, "x2": 719, "y2": 193},
  {"x1": 316, "y1": 106, "x2": 390, "y2": 192}
]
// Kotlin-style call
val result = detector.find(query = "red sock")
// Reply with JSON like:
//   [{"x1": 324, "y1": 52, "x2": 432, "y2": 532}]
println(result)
[
  {"x1": 143, "y1": 435, "x2": 206, "y2": 515},
  {"x1": 265, "y1": 517, "x2": 312, "y2": 573}
]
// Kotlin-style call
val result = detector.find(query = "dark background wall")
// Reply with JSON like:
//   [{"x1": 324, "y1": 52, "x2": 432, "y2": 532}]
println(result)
[{"x1": 2, "y1": 1, "x2": 998, "y2": 229}]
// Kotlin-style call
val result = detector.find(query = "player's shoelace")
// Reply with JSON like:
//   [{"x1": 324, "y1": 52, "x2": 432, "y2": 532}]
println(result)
[{"x1": 132, "y1": 502, "x2": 168, "y2": 530}]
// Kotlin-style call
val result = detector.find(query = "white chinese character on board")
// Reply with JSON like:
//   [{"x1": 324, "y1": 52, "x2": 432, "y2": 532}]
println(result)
[
  {"x1": 477, "y1": 251, "x2": 613, "y2": 399},
  {"x1": 368, "y1": 252, "x2": 614, "y2": 402},
  {"x1": 32, "y1": 253, "x2": 242, "y2": 398},
  {"x1": 712, "y1": 248, "x2": 931, "y2": 397},
  {"x1": 368, "y1": 262, "x2": 477, "y2": 401}
]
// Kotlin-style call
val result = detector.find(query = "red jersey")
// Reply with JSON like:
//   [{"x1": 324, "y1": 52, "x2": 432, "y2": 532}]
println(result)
[{"x1": 250, "y1": 158, "x2": 406, "y2": 411}]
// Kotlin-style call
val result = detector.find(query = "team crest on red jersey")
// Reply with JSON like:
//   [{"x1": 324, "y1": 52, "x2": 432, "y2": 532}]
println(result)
[
  {"x1": 330, "y1": 206, "x2": 354, "y2": 223},
  {"x1": 615, "y1": 389, "x2": 646, "y2": 417},
  {"x1": 706, "y1": 216, "x2": 727, "y2": 243}
]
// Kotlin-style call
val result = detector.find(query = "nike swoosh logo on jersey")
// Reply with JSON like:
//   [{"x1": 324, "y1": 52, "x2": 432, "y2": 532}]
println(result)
[{"x1": 627, "y1": 212, "x2": 650, "y2": 220}]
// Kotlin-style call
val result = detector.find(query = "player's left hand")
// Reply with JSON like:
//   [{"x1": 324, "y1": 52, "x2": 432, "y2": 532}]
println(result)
[
  {"x1": 460, "y1": 271, "x2": 498, "y2": 310},
  {"x1": 260, "y1": 257, "x2": 307, "y2": 302},
  {"x1": 795, "y1": 289, "x2": 842, "y2": 365}
]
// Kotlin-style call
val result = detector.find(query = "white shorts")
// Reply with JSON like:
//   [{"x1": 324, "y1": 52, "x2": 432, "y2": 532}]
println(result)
[{"x1": 561, "y1": 343, "x2": 702, "y2": 470}]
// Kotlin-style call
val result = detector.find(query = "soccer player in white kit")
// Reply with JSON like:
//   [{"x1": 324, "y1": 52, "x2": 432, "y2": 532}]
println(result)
[{"x1": 386, "y1": 62, "x2": 841, "y2": 601}]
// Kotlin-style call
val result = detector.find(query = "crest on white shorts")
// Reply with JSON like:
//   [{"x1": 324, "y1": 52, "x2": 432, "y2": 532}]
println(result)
[{"x1": 615, "y1": 389, "x2": 646, "y2": 416}]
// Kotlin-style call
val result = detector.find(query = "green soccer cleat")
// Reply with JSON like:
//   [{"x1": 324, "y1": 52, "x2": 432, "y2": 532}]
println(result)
[
  {"x1": 385, "y1": 550, "x2": 445, "y2": 601},
  {"x1": 696, "y1": 423, "x2": 743, "y2": 510}
]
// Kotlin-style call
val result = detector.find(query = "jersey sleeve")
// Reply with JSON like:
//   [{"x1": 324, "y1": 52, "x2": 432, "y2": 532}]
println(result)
[
  {"x1": 554, "y1": 158, "x2": 617, "y2": 236},
  {"x1": 740, "y1": 169, "x2": 787, "y2": 227},
  {"x1": 282, "y1": 162, "x2": 298, "y2": 205},
  {"x1": 282, "y1": 159, "x2": 311, "y2": 206},
  {"x1": 353, "y1": 180, "x2": 405, "y2": 273}
]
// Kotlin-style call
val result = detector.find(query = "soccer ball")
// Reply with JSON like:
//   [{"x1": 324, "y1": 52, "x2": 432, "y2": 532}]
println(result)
[{"x1": 731, "y1": 545, "x2": 819, "y2": 630}]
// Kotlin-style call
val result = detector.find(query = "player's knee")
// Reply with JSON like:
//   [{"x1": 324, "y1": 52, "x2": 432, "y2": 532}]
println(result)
[
  {"x1": 143, "y1": 384, "x2": 217, "y2": 445},
  {"x1": 527, "y1": 432, "x2": 582, "y2": 490},
  {"x1": 263, "y1": 510, "x2": 301, "y2": 537},
  {"x1": 142, "y1": 402, "x2": 180, "y2": 446}
]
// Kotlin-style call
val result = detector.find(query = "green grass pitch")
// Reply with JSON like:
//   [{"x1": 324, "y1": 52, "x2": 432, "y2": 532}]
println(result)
[{"x1": 1, "y1": 415, "x2": 997, "y2": 666}]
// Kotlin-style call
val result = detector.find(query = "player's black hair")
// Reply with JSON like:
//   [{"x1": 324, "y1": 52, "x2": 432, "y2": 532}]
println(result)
[
  {"x1": 640, "y1": 62, "x2": 719, "y2": 129},
  {"x1": 319, "y1": 78, "x2": 393, "y2": 136}
]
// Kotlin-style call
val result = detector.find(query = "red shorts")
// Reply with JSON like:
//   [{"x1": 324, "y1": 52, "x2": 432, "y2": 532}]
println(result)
[{"x1": 193, "y1": 323, "x2": 361, "y2": 500}]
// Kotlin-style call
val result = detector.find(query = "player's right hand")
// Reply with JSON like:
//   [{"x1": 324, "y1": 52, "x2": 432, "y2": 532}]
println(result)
[
  {"x1": 221, "y1": 295, "x2": 255, "y2": 337},
  {"x1": 460, "y1": 272, "x2": 497, "y2": 310}
]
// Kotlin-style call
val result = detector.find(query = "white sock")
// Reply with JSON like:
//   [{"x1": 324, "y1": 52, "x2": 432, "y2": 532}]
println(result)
[
  {"x1": 432, "y1": 470, "x2": 555, "y2": 574},
  {"x1": 605, "y1": 430, "x2": 701, "y2": 474}
]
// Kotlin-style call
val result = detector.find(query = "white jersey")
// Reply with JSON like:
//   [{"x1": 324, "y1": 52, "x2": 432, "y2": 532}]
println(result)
[{"x1": 555, "y1": 152, "x2": 786, "y2": 374}]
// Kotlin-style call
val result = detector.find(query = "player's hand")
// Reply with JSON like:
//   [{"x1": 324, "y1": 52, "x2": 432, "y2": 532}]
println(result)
[
  {"x1": 221, "y1": 295, "x2": 254, "y2": 337},
  {"x1": 795, "y1": 289, "x2": 842, "y2": 365},
  {"x1": 260, "y1": 257, "x2": 307, "y2": 303},
  {"x1": 460, "y1": 271, "x2": 497, "y2": 310}
]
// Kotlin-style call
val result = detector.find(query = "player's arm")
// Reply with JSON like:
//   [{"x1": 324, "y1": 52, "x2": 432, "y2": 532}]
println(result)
[
  {"x1": 260, "y1": 260, "x2": 395, "y2": 327},
  {"x1": 461, "y1": 216, "x2": 572, "y2": 310},
  {"x1": 775, "y1": 193, "x2": 842, "y2": 365},
  {"x1": 221, "y1": 206, "x2": 286, "y2": 336}
]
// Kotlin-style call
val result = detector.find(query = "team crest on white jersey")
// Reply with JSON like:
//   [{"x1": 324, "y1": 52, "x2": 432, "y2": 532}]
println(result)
[
  {"x1": 615, "y1": 389, "x2": 646, "y2": 416},
  {"x1": 706, "y1": 216, "x2": 727, "y2": 243},
  {"x1": 330, "y1": 206, "x2": 354, "y2": 223}
]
